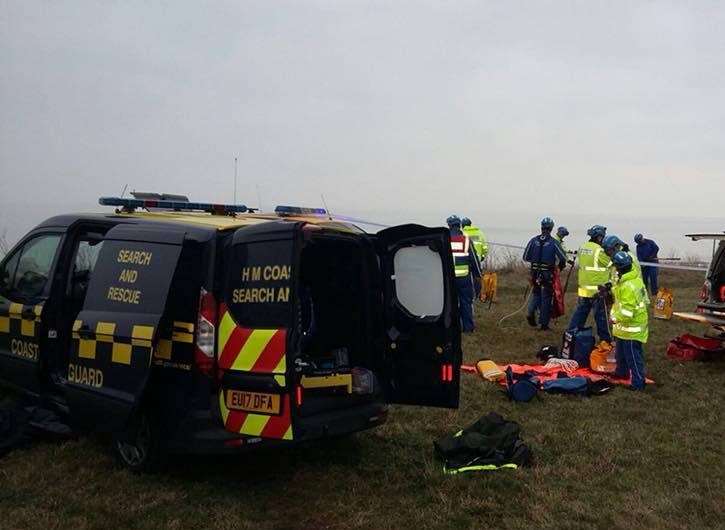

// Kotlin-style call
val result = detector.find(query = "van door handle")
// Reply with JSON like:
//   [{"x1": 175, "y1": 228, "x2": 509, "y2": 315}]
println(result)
[
  {"x1": 21, "y1": 309, "x2": 36, "y2": 319},
  {"x1": 77, "y1": 325, "x2": 92, "y2": 339}
]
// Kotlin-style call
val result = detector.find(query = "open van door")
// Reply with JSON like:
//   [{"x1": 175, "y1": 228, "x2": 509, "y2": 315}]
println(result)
[
  {"x1": 64, "y1": 225, "x2": 184, "y2": 431},
  {"x1": 217, "y1": 222, "x2": 298, "y2": 441},
  {"x1": 375, "y1": 224, "x2": 461, "y2": 408}
]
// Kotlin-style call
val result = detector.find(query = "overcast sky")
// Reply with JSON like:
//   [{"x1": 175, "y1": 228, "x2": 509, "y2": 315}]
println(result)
[{"x1": 1, "y1": 1, "x2": 723, "y2": 246}]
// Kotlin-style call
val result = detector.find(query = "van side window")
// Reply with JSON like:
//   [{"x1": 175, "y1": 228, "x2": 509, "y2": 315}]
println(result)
[
  {"x1": 392, "y1": 246, "x2": 445, "y2": 318},
  {"x1": 0, "y1": 234, "x2": 61, "y2": 301}
]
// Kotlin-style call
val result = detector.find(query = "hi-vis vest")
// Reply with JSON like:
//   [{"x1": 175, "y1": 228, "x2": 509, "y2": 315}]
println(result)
[
  {"x1": 611, "y1": 269, "x2": 649, "y2": 343},
  {"x1": 577, "y1": 241, "x2": 611, "y2": 298},
  {"x1": 463, "y1": 226, "x2": 488, "y2": 261},
  {"x1": 451, "y1": 234, "x2": 472, "y2": 278}
]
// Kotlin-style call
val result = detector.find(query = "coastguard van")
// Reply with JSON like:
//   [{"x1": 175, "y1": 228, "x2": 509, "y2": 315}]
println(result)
[{"x1": 0, "y1": 194, "x2": 461, "y2": 471}]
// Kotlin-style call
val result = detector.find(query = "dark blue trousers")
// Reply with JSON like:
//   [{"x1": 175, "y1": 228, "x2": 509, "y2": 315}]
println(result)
[
  {"x1": 615, "y1": 339, "x2": 646, "y2": 390},
  {"x1": 527, "y1": 272, "x2": 553, "y2": 328},
  {"x1": 456, "y1": 276, "x2": 475, "y2": 332},
  {"x1": 568, "y1": 296, "x2": 612, "y2": 343},
  {"x1": 642, "y1": 265, "x2": 659, "y2": 296}
]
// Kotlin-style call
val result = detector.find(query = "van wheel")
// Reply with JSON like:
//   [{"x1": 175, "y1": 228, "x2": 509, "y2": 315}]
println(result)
[{"x1": 113, "y1": 408, "x2": 165, "y2": 473}]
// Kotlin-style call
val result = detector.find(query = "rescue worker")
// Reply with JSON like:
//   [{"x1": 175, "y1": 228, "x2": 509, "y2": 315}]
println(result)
[
  {"x1": 602, "y1": 235, "x2": 642, "y2": 282},
  {"x1": 610, "y1": 251, "x2": 649, "y2": 390},
  {"x1": 447, "y1": 215, "x2": 482, "y2": 333},
  {"x1": 461, "y1": 217, "x2": 488, "y2": 299},
  {"x1": 568, "y1": 225, "x2": 612, "y2": 344},
  {"x1": 635, "y1": 233, "x2": 660, "y2": 296},
  {"x1": 523, "y1": 217, "x2": 566, "y2": 331},
  {"x1": 461, "y1": 217, "x2": 489, "y2": 262}
]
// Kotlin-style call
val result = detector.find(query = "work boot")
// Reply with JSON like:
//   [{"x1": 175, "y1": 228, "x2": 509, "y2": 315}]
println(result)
[{"x1": 526, "y1": 314, "x2": 537, "y2": 327}]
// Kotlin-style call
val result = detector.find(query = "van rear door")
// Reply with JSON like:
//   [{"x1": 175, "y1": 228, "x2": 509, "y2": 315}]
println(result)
[
  {"x1": 217, "y1": 222, "x2": 298, "y2": 441},
  {"x1": 374, "y1": 224, "x2": 461, "y2": 408},
  {"x1": 64, "y1": 225, "x2": 184, "y2": 431}
]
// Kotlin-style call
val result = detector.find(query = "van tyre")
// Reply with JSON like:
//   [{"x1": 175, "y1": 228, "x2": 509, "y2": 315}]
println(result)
[{"x1": 113, "y1": 408, "x2": 166, "y2": 473}]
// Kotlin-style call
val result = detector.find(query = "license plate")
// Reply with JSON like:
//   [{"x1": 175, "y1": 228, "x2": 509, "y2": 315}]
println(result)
[{"x1": 225, "y1": 389, "x2": 281, "y2": 415}]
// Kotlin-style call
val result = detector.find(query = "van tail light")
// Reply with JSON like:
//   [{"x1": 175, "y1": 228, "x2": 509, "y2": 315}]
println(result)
[
  {"x1": 699, "y1": 282, "x2": 711, "y2": 303},
  {"x1": 295, "y1": 385, "x2": 304, "y2": 407},
  {"x1": 195, "y1": 287, "x2": 217, "y2": 376},
  {"x1": 720, "y1": 285, "x2": 725, "y2": 303},
  {"x1": 440, "y1": 363, "x2": 454, "y2": 383}
]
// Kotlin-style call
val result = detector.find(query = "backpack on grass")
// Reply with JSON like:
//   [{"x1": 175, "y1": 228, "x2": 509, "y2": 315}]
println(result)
[{"x1": 504, "y1": 367, "x2": 539, "y2": 402}]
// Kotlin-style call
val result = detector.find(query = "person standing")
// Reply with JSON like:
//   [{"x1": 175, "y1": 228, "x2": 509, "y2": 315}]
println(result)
[
  {"x1": 448, "y1": 215, "x2": 482, "y2": 333},
  {"x1": 568, "y1": 225, "x2": 613, "y2": 344},
  {"x1": 523, "y1": 217, "x2": 567, "y2": 331},
  {"x1": 461, "y1": 217, "x2": 489, "y2": 263},
  {"x1": 461, "y1": 217, "x2": 487, "y2": 299},
  {"x1": 635, "y1": 233, "x2": 660, "y2": 296},
  {"x1": 610, "y1": 251, "x2": 649, "y2": 390}
]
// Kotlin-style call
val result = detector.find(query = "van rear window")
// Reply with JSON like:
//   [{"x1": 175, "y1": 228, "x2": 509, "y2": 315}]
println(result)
[{"x1": 224, "y1": 240, "x2": 294, "y2": 328}]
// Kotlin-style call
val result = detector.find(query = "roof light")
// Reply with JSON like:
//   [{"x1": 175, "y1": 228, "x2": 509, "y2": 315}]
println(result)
[
  {"x1": 99, "y1": 196, "x2": 248, "y2": 215},
  {"x1": 274, "y1": 205, "x2": 327, "y2": 216}
]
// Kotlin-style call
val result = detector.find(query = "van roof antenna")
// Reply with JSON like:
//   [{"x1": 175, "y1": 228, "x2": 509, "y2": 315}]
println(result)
[{"x1": 320, "y1": 193, "x2": 333, "y2": 220}]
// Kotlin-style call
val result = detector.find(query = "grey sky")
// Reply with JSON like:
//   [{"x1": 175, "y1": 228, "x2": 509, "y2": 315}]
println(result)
[{"x1": 1, "y1": 1, "x2": 723, "y2": 247}]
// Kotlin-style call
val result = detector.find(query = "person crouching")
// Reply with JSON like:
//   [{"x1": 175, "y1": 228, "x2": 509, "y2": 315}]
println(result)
[{"x1": 610, "y1": 251, "x2": 649, "y2": 390}]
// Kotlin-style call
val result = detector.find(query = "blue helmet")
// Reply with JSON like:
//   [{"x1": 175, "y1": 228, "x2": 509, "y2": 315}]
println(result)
[
  {"x1": 446, "y1": 215, "x2": 461, "y2": 228},
  {"x1": 461, "y1": 217, "x2": 472, "y2": 227},
  {"x1": 587, "y1": 225, "x2": 607, "y2": 239},
  {"x1": 556, "y1": 226, "x2": 569, "y2": 238},
  {"x1": 634, "y1": 233, "x2": 644, "y2": 244},
  {"x1": 602, "y1": 235, "x2": 623, "y2": 252},
  {"x1": 612, "y1": 250, "x2": 633, "y2": 271},
  {"x1": 541, "y1": 217, "x2": 555, "y2": 230}
]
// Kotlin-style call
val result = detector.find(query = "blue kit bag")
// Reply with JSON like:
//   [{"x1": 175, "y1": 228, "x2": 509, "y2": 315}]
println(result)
[
  {"x1": 505, "y1": 367, "x2": 539, "y2": 402},
  {"x1": 543, "y1": 377, "x2": 589, "y2": 396},
  {"x1": 562, "y1": 327, "x2": 595, "y2": 368}
]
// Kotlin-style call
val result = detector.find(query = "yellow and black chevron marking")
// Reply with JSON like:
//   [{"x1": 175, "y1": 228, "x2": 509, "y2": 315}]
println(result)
[
  {"x1": 155, "y1": 321, "x2": 195, "y2": 361},
  {"x1": 0, "y1": 302, "x2": 44, "y2": 337},
  {"x1": 72, "y1": 319, "x2": 160, "y2": 366}
]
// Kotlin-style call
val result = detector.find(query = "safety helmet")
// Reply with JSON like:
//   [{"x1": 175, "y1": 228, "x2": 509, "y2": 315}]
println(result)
[
  {"x1": 461, "y1": 217, "x2": 472, "y2": 227},
  {"x1": 541, "y1": 217, "x2": 555, "y2": 230},
  {"x1": 587, "y1": 225, "x2": 607, "y2": 239},
  {"x1": 446, "y1": 215, "x2": 461, "y2": 228},
  {"x1": 602, "y1": 235, "x2": 623, "y2": 252},
  {"x1": 634, "y1": 233, "x2": 644, "y2": 244},
  {"x1": 612, "y1": 250, "x2": 633, "y2": 271},
  {"x1": 556, "y1": 226, "x2": 569, "y2": 238}
]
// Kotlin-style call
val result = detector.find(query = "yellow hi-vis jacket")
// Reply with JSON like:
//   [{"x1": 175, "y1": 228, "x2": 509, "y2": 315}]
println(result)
[
  {"x1": 463, "y1": 225, "x2": 489, "y2": 261},
  {"x1": 611, "y1": 269, "x2": 649, "y2": 343},
  {"x1": 577, "y1": 241, "x2": 611, "y2": 298}
]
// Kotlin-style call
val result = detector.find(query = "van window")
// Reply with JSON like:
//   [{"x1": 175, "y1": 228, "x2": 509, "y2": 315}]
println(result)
[
  {"x1": 225, "y1": 240, "x2": 294, "y2": 328},
  {"x1": 393, "y1": 246, "x2": 444, "y2": 317},
  {"x1": 1, "y1": 234, "x2": 61, "y2": 301}
]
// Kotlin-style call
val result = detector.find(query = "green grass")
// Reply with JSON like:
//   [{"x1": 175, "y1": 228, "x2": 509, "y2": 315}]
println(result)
[{"x1": 1, "y1": 270, "x2": 724, "y2": 530}]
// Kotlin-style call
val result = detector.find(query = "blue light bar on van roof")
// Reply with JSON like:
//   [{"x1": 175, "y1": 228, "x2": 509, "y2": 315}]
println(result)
[
  {"x1": 99, "y1": 196, "x2": 248, "y2": 214},
  {"x1": 274, "y1": 205, "x2": 327, "y2": 216}
]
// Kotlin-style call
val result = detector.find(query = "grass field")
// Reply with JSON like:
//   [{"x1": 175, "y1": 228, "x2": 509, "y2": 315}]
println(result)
[{"x1": 1, "y1": 269, "x2": 723, "y2": 530}]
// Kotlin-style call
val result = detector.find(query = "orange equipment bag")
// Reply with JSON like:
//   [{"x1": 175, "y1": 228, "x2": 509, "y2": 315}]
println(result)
[
  {"x1": 480, "y1": 272, "x2": 498, "y2": 303},
  {"x1": 653, "y1": 288, "x2": 674, "y2": 320},
  {"x1": 590, "y1": 341, "x2": 616, "y2": 374}
]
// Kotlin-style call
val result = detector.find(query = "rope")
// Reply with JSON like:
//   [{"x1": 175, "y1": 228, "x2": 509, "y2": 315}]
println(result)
[{"x1": 497, "y1": 285, "x2": 532, "y2": 327}]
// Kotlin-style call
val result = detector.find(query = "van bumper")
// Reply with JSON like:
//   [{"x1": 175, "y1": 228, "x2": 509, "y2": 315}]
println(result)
[{"x1": 168, "y1": 401, "x2": 389, "y2": 454}]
